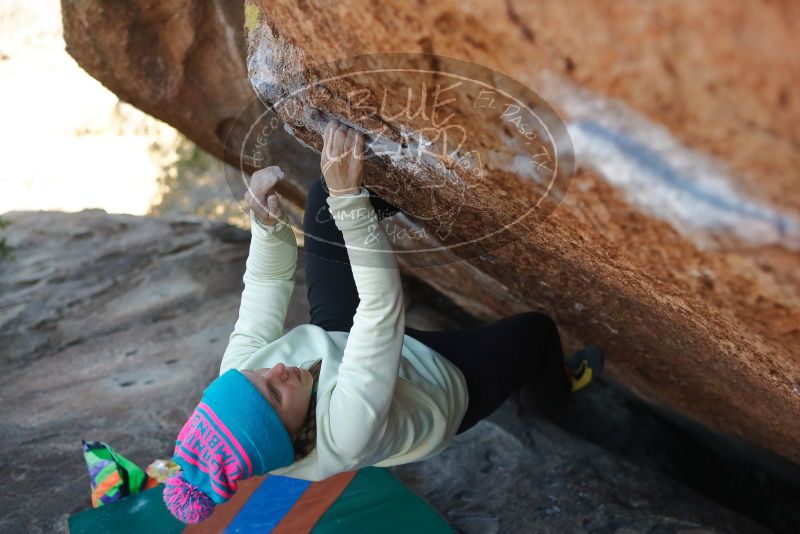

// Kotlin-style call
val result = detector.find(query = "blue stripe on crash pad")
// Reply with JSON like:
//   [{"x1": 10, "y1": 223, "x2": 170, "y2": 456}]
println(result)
[{"x1": 224, "y1": 475, "x2": 311, "y2": 533}]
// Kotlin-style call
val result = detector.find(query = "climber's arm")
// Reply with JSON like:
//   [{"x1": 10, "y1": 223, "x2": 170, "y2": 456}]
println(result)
[
  {"x1": 219, "y1": 171, "x2": 298, "y2": 375},
  {"x1": 319, "y1": 188, "x2": 405, "y2": 462}
]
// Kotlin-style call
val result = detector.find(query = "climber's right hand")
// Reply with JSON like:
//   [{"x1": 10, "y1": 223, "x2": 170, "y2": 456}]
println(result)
[
  {"x1": 245, "y1": 166, "x2": 286, "y2": 226},
  {"x1": 320, "y1": 120, "x2": 365, "y2": 197}
]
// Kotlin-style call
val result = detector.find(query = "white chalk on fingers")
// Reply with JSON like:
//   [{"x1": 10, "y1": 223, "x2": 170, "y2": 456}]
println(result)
[{"x1": 265, "y1": 166, "x2": 285, "y2": 179}]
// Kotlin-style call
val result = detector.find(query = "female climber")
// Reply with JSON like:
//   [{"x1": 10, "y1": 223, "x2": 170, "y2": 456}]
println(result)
[{"x1": 163, "y1": 119, "x2": 604, "y2": 524}]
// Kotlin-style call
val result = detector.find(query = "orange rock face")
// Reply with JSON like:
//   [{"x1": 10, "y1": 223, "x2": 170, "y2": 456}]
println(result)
[{"x1": 243, "y1": 0, "x2": 800, "y2": 463}]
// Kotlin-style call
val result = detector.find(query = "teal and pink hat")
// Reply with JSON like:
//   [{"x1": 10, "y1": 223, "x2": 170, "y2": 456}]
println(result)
[{"x1": 163, "y1": 369, "x2": 295, "y2": 524}]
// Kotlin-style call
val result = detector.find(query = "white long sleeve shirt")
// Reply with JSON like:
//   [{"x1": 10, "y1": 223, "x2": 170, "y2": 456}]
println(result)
[{"x1": 219, "y1": 187, "x2": 469, "y2": 481}]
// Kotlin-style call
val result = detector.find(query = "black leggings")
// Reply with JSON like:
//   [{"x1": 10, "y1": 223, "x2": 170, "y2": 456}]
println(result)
[{"x1": 302, "y1": 176, "x2": 570, "y2": 434}]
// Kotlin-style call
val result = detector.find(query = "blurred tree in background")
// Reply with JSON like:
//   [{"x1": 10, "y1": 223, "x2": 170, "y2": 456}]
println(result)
[{"x1": 147, "y1": 135, "x2": 248, "y2": 227}]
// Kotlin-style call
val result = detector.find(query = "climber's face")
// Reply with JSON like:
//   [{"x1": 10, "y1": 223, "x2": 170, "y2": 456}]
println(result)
[{"x1": 242, "y1": 363, "x2": 313, "y2": 441}]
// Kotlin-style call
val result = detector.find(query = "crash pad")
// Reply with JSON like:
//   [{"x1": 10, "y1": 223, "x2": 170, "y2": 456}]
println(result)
[{"x1": 67, "y1": 467, "x2": 453, "y2": 533}]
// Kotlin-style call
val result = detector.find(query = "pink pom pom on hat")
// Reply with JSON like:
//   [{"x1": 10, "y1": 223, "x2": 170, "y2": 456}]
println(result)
[{"x1": 163, "y1": 475, "x2": 216, "y2": 524}]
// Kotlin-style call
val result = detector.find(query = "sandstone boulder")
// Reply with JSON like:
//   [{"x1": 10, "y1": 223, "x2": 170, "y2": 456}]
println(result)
[{"x1": 241, "y1": 0, "x2": 800, "y2": 464}]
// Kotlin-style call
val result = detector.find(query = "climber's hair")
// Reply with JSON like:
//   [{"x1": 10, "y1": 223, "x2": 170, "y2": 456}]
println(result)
[{"x1": 293, "y1": 359, "x2": 322, "y2": 461}]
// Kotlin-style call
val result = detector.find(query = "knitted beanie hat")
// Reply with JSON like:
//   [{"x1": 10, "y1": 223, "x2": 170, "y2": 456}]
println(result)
[{"x1": 163, "y1": 369, "x2": 295, "y2": 524}]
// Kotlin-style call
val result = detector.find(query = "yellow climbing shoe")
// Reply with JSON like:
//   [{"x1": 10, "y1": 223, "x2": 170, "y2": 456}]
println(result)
[{"x1": 565, "y1": 346, "x2": 604, "y2": 392}]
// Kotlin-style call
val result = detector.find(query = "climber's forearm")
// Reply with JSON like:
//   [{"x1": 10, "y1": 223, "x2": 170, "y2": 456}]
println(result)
[{"x1": 218, "y1": 210, "x2": 298, "y2": 374}]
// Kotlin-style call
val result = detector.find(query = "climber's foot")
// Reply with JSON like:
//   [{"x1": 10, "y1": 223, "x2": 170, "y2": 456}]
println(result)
[{"x1": 564, "y1": 345, "x2": 604, "y2": 392}]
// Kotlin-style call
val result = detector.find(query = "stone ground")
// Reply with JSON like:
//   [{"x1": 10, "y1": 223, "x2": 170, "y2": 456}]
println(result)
[{"x1": 0, "y1": 210, "x2": 794, "y2": 533}]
